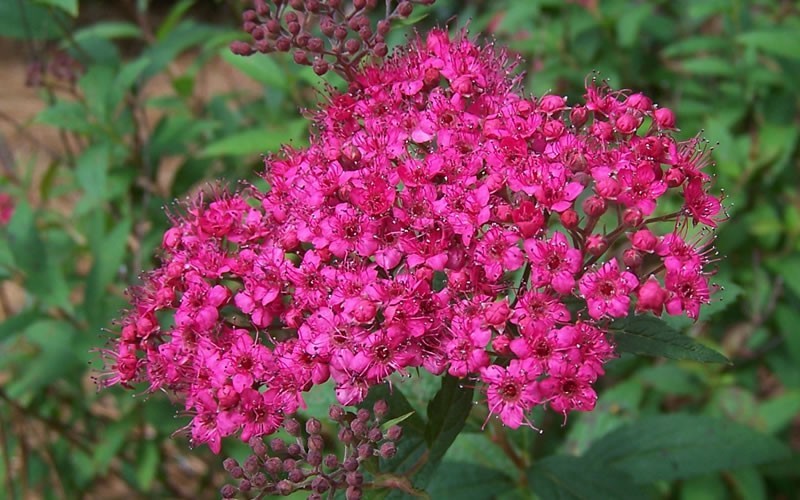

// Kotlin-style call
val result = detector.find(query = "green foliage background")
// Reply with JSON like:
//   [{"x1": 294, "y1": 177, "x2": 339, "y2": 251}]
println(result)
[{"x1": 0, "y1": 0, "x2": 798, "y2": 498}]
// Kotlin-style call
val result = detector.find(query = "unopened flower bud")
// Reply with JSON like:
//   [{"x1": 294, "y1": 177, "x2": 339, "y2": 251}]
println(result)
[
  {"x1": 308, "y1": 434, "x2": 324, "y2": 452},
  {"x1": 276, "y1": 479, "x2": 293, "y2": 496},
  {"x1": 324, "y1": 453, "x2": 338, "y2": 469},
  {"x1": 570, "y1": 105, "x2": 588, "y2": 127},
  {"x1": 368, "y1": 427, "x2": 383, "y2": 442},
  {"x1": 312, "y1": 58, "x2": 329, "y2": 75},
  {"x1": 346, "y1": 471, "x2": 364, "y2": 487},
  {"x1": 223, "y1": 457, "x2": 239, "y2": 472},
  {"x1": 283, "y1": 458, "x2": 298, "y2": 472},
  {"x1": 221, "y1": 484, "x2": 237, "y2": 499},
  {"x1": 386, "y1": 425, "x2": 403, "y2": 441},
  {"x1": 343, "y1": 456, "x2": 359, "y2": 472},
  {"x1": 492, "y1": 334, "x2": 511, "y2": 356},
  {"x1": 288, "y1": 468, "x2": 305, "y2": 483},
  {"x1": 312, "y1": 477, "x2": 331, "y2": 493},
  {"x1": 539, "y1": 94, "x2": 566, "y2": 114},
  {"x1": 275, "y1": 36, "x2": 291, "y2": 52},
  {"x1": 351, "y1": 299, "x2": 376, "y2": 323},
  {"x1": 287, "y1": 443, "x2": 303, "y2": 457},
  {"x1": 269, "y1": 437, "x2": 286, "y2": 453},
  {"x1": 630, "y1": 228, "x2": 657, "y2": 252},
  {"x1": 266, "y1": 457, "x2": 282, "y2": 475},
  {"x1": 560, "y1": 209, "x2": 579, "y2": 230},
  {"x1": 338, "y1": 428, "x2": 355, "y2": 445},
  {"x1": 665, "y1": 167, "x2": 685, "y2": 187},
  {"x1": 636, "y1": 277, "x2": 667, "y2": 315},
  {"x1": 373, "y1": 400, "x2": 389, "y2": 419},
  {"x1": 350, "y1": 418, "x2": 367, "y2": 436},
  {"x1": 307, "y1": 449, "x2": 322, "y2": 466},
  {"x1": 615, "y1": 113, "x2": 639, "y2": 135},
  {"x1": 284, "y1": 418, "x2": 302, "y2": 436},
  {"x1": 239, "y1": 479, "x2": 251, "y2": 493},
  {"x1": 229, "y1": 466, "x2": 244, "y2": 479},
  {"x1": 346, "y1": 486, "x2": 363, "y2": 500},
  {"x1": 582, "y1": 195, "x2": 607, "y2": 217},
  {"x1": 357, "y1": 408, "x2": 370, "y2": 422},
  {"x1": 329, "y1": 405, "x2": 345, "y2": 422},
  {"x1": 590, "y1": 120, "x2": 614, "y2": 141},
  {"x1": 244, "y1": 455, "x2": 260, "y2": 475},
  {"x1": 485, "y1": 300, "x2": 510, "y2": 326},
  {"x1": 293, "y1": 50, "x2": 309, "y2": 65},
  {"x1": 308, "y1": 37, "x2": 324, "y2": 52},
  {"x1": 623, "y1": 248, "x2": 643, "y2": 268},
  {"x1": 595, "y1": 176, "x2": 621, "y2": 199},
  {"x1": 626, "y1": 92, "x2": 652, "y2": 112},
  {"x1": 357, "y1": 443, "x2": 373, "y2": 459},
  {"x1": 379, "y1": 441, "x2": 397, "y2": 458},
  {"x1": 654, "y1": 107, "x2": 676, "y2": 129},
  {"x1": 397, "y1": 1, "x2": 413, "y2": 16},
  {"x1": 623, "y1": 207, "x2": 644, "y2": 227},
  {"x1": 542, "y1": 119, "x2": 565, "y2": 139},
  {"x1": 306, "y1": 418, "x2": 322, "y2": 435},
  {"x1": 373, "y1": 43, "x2": 388, "y2": 58},
  {"x1": 251, "y1": 472, "x2": 267, "y2": 488},
  {"x1": 586, "y1": 234, "x2": 608, "y2": 256},
  {"x1": 230, "y1": 41, "x2": 254, "y2": 56}
]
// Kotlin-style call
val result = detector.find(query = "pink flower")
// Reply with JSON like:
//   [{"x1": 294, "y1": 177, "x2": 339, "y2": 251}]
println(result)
[
  {"x1": 480, "y1": 359, "x2": 542, "y2": 428},
  {"x1": 683, "y1": 178, "x2": 723, "y2": 227},
  {"x1": 579, "y1": 260, "x2": 639, "y2": 319},
  {"x1": 540, "y1": 363, "x2": 598, "y2": 415},
  {"x1": 474, "y1": 227, "x2": 524, "y2": 281},
  {"x1": 524, "y1": 232, "x2": 582, "y2": 294},
  {"x1": 664, "y1": 268, "x2": 710, "y2": 320}
]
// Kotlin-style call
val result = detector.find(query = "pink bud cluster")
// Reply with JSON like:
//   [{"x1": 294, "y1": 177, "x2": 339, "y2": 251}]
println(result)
[
  {"x1": 99, "y1": 30, "x2": 723, "y2": 449},
  {"x1": 232, "y1": 0, "x2": 437, "y2": 78}
]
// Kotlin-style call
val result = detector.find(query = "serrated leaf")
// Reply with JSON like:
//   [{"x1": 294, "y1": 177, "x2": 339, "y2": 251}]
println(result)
[
  {"x1": 528, "y1": 455, "x2": 648, "y2": 500},
  {"x1": 199, "y1": 121, "x2": 307, "y2": 157},
  {"x1": 583, "y1": 415, "x2": 791, "y2": 483},
  {"x1": 424, "y1": 375, "x2": 474, "y2": 463},
  {"x1": 610, "y1": 315, "x2": 730, "y2": 364}
]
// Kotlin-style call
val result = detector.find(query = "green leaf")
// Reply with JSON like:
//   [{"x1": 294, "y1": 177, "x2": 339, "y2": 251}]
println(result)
[
  {"x1": 219, "y1": 48, "x2": 289, "y2": 89},
  {"x1": 443, "y1": 432, "x2": 518, "y2": 473},
  {"x1": 616, "y1": 4, "x2": 652, "y2": 48},
  {"x1": 381, "y1": 411, "x2": 417, "y2": 431},
  {"x1": 678, "y1": 57, "x2": 737, "y2": 77},
  {"x1": 156, "y1": 0, "x2": 195, "y2": 40},
  {"x1": 583, "y1": 415, "x2": 791, "y2": 483},
  {"x1": 427, "y1": 462, "x2": 515, "y2": 499},
  {"x1": 33, "y1": 0, "x2": 77, "y2": 17},
  {"x1": 610, "y1": 315, "x2": 730, "y2": 364},
  {"x1": 84, "y1": 214, "x2": 131, "y2": 328},
  {"x1": 35, "y1": 101, "x2": 92, "y2": 133},
  {"x1": 72, "y1": 21, "x2": 142, "y2": 42},
  {"x1": 756, "y1": 391, "x2": 800, "y2": 434},
  {"x1": 199, "y1": 120, "x2": 307, "y2": 157},
  {"x1": 737, "y1": 30, "x2": 800, "y2": 61},
  {"x1": 528, "y1": 455, "x2": 648, "y2": 500},
  {"x1": 135, "y1": 440, "x2": 160, "y2": 491},
  {"x1": 424, "y1": 375, "x2": 474, "y2": 463},
  {"x1": 92, "y1": 415, "x2": 136, "y2": 474},
  {"x1": 0, "y1": 309, "x2": 40, "y2": 341}
]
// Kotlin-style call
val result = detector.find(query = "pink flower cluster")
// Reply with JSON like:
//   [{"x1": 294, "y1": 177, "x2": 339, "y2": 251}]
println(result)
[{"x1": 99, "y1": 30, "x2": 723, "y2": 450}]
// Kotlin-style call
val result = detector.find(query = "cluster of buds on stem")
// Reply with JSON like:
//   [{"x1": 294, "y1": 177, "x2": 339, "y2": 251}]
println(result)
[
  {"x1": 220, "y1": 400, "x2": 400, "y2": 499},
  {"x1": 231, "y1": 0, "x2": 437, "y2": 78}
]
